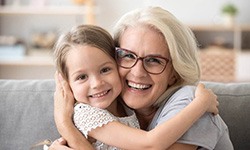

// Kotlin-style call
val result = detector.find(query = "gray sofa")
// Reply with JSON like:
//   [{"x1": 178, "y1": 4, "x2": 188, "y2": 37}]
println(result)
[{"x1": 0, "y1": 80, "x2": 250, "y2": 150}]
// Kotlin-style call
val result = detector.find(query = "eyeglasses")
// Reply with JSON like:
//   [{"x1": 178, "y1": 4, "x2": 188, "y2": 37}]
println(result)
[{"x1": 115, "y1": 47, "x2": 171, "y2": 74}]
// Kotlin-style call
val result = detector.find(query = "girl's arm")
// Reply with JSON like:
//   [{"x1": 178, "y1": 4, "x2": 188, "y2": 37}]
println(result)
[
  {"x1": 55, "y1": 73, "x2": 218, "y2": 149},
  {"x1": 88, "y1": 83, "x2": 218, "y2": 149},
  {"x1": 49, "y1": 138, "x2": 74, "y2": 150},
  {"x1": 54, "y1": 72, "x2": 94, "y2": 150}
]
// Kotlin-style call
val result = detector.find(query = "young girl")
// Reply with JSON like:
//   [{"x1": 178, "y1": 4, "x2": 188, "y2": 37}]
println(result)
[{"x1": 53, "y1": 24, "x2": 218, "y2": 149}]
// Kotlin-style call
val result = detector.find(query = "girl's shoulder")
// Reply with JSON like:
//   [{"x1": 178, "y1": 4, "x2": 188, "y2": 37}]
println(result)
[
  {"x1": 74, "y1": 103, "x2": 116, "y2": 121},
  {"x1": 74, "y1": 103, "x2": 117, "y2": 137}
]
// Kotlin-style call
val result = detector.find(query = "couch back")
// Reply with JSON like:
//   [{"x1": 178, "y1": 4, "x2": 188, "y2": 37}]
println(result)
[
  {"x1": 204, "y1": 82, "x2": 250, "y2": 150},
  {"x1": 0, "y1": 80, "x2": 250, "y2": 150},
  {"x1": 0, "y1": 80, "x2": 59, "y2": 150}
]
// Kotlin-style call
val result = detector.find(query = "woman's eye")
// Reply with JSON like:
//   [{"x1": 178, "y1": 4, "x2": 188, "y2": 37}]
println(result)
[
  {"x1": 145, "y1": 57, "x2": 166, "y2": 66},
  {"x1": 124, "y1": 53, "x2": 136, "y2": 59},
  {"x1": 77, "y1": 74, "x2": 87, "y2": 80},
  {"x1": 101, "y1": 67, "x2": 111, "y2": 74},
  {"x1": 147, "y1": 57, "x2": 161, "y2": 64},
  {"x1": 119, "y1": 51, "x2": 135, "y2": 59}
]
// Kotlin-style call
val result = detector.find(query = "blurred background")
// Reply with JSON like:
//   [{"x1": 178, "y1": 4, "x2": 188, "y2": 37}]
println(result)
[{"x1": 0, "y1": 0, "x2": 250, "y2": 82}]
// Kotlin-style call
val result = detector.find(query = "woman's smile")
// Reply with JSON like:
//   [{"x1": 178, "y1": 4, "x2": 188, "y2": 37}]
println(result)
[{"x1": 127, "y1": 80, "x2": 151, "y2": 90}]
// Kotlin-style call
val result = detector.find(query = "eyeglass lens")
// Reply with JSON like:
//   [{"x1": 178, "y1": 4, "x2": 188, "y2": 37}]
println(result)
[{"x1": 116, "y1": 48, "x2": 169, "y2": 74}]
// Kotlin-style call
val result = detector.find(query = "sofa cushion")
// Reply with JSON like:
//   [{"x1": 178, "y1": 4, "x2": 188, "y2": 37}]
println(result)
[
  {"x1": 0, "y1": 80, "x2": 60, "y2": 150},
  {"x1": 204, "y1": 82, "x2": 250, "y2": 150},
  {"x1": 0, "y1": 80, "x2": 249, "y2": 150}
]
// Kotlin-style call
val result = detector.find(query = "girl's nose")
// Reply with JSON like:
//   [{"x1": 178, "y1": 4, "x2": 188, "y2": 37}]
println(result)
[{"x1": 90, "y1": 76, "x2": 103, "y2": 89}]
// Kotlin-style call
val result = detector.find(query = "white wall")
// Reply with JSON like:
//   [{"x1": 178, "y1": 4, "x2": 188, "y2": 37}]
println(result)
[
  {"x1": 236, "y1": 52, "x2": 250, "y2": 82},
  {"x1": 143, "y1": 0, "x2": 250, "y2": 24},
  {"x1": 1, "y1": 0, "x2": 250, "y2": 36},
  {"x1": 95, "y1": 0, "x2": 250, "y2": 31}
]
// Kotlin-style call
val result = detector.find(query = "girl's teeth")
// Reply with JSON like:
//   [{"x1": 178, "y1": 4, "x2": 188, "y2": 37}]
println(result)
[{"x1": 91, "y1": 91, "x2": 108, "y2": 98}]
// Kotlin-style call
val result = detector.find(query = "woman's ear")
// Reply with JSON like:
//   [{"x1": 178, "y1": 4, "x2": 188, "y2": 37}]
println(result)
[{"x1": 168, "y1": 70, "x2": 178, "y2": 87}]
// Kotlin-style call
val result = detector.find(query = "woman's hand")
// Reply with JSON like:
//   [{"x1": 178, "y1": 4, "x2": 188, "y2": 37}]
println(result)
[
  {"x1": 49, "y1": 138, "x2": 73, "y2": 150},
  {"x1": 54, "y1": 72, "x2": 75, "y2": 133},
  {"x1": 195, "y1": 83, "x2": 219, "y2": 115}
]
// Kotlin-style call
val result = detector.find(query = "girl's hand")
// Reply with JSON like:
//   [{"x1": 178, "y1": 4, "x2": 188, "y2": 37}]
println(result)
[
  {"x1": 54, "y1": 72, "x2": 75, "y2": 132},
  {"x1": 49, "y1": 138, "x2": 73, "y2": 150},
  {"x1": 195, "y1": 83, "x2": 219, "y2": 115}
]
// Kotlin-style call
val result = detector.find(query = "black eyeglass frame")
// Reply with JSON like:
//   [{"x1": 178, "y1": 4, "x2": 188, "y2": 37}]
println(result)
[{"x1": 115, "y1": 47, "x2": 171, "y2": 75}]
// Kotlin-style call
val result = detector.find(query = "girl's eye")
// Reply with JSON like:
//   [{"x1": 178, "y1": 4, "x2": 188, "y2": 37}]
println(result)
[
  {"x1": 101, "y1": 67, "x2": 111, "y2": 74},
  {"x1": 77, "y1": 74, "x2": 87, "y2": 80}
]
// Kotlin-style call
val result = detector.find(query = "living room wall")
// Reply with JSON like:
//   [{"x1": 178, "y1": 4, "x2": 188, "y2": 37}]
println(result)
[
  {"x1": 1, "y1": 0, "x2": 249, "y2": 38},
  {"x1": 1, "y1": 0, "x2": 250, "y2": 80},
  {"x1": 95, "y1": 0, "x2": 250, "y2": 32}
]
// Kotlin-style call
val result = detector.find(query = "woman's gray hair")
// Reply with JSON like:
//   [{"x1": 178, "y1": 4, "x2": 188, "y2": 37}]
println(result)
[{"x1": 113, "y1": 6, "x2": 200, "y2": 106}]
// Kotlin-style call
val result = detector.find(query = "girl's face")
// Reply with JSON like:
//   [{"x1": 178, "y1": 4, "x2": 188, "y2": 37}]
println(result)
[
  {"x1": 118, "y1": 25, "x2": 176, "y2": 111},
  {"x1": 66, "y1": 45, "x2": 122, "y2": 110}
]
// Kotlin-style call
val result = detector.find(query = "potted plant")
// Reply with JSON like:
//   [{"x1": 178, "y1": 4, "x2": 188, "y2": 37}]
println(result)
[{"x1": 221, "y1": 3, "x2": 238, "y2": 26}]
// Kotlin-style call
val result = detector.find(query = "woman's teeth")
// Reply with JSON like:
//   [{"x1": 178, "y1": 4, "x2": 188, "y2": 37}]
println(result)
[{"x1": 128, "y1": 81, "x2": 150, "y2": 90}]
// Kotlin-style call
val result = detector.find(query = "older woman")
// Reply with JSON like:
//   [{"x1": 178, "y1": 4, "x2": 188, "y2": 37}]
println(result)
[{"x1": 51, "y1": 7, "x2": 233, "y2": 150}]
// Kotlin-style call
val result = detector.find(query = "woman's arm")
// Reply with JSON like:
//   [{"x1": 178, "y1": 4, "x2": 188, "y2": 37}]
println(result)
[{"x1": 55, "y1": 72, "x2": 218, "y2": 150}]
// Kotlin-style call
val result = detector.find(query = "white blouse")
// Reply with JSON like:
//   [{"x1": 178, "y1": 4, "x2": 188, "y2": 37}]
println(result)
[{"x1": 74, "y1": 103, "x2": 140, "y2": 150}]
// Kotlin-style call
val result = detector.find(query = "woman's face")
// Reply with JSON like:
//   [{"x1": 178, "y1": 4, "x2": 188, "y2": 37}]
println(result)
[{"x1": 118, "y1": 25, "x2": 175, "y2": 111}]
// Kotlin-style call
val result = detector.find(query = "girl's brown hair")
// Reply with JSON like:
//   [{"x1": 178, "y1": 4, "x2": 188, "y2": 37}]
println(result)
[{"x1": 54, "y1": 25, "x2": 115, "y2": 80}]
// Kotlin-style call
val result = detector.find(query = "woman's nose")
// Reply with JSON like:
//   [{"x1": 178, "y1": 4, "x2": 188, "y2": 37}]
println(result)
[{"x1": 130, "y1": 59, "x2": 148, "y2": 77}]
